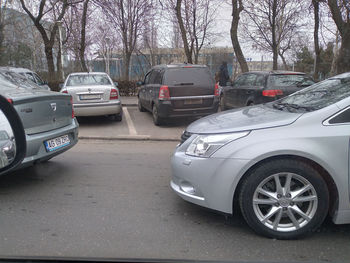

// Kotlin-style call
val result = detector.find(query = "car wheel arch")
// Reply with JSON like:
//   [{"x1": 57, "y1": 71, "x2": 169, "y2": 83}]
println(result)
[{"x1": 232, "y1": 154, "x2": 339, "y2": 219}]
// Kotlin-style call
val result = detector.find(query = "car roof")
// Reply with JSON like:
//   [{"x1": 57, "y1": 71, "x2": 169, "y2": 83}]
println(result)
[
  {"x1": 245, "y1": 70, "x2": 306, "y2": 75},
  {"x1": 152, "y1": 63, "x2": 208, "y2": 70},
  {"x1": 0, "y1": 67, "x2": 33, "y2": 73},
  {"x1": 69, "y1": 72, "x2": 108, "y2": 76}
]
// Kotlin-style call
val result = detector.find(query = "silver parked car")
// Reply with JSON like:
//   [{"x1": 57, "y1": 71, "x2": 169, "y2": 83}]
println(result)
[
  {"x1": 7, "y1": 67, "x2": 51, "y2": 90},
  {"x1": 171, "y1": 72, "x2": 350, "y2": 239},
  {"x1": 0, "y1": 68, "x2": 79, "y2": 167},
  {"x1": 61, "y1": 72, "x2": 122, "y2": 121}
]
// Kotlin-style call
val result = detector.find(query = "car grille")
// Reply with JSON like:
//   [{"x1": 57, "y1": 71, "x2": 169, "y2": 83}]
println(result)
[{"x1": 181, "y1": 131, "x2": 192, "y2": 144}]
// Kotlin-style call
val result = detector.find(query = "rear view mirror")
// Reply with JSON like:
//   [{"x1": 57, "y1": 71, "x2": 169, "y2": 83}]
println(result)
[
  {"x1": 136, "y1": 81, "x2": 144, "y2": 87},
  {"x1": 114, "y1": 82, "x2": 119, "y2": 87},
  {"x1": 0, "y1": 96, "x2": 26, "y2": 175},
  {"x1": 58, "y1": 83, "x2": 64, "y2": 89}
]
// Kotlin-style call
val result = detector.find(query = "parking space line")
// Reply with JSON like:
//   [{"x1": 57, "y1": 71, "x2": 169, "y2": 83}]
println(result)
[{"x1": 123, "y1": 107, "x2": 137, "y2": 135}]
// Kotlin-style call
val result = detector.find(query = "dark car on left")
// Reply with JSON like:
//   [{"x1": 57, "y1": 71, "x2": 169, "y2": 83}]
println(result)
[
  {"x1": 0, "y1": 67, "x2": 79, "y2": 168},
  {"x1": 220, "y1": 71, "x2": 315, "y2": 110}
]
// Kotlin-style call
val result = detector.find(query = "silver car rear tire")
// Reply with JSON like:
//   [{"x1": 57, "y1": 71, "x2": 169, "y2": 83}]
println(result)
[{"x1": 239, "y1": 159, "x2": 329, "y2": 239}]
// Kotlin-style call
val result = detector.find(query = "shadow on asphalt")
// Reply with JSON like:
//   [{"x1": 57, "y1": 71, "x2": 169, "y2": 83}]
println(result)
[{"x1": 76, "y1": 116, "x2": 119, "y2": 125}]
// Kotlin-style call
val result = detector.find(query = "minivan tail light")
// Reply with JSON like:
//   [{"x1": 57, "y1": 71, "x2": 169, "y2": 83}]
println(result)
[
  {"x1": 110, "y1": 88, "x2": 119, "y2": 100},
  {"x1": 214, "y1": 83, "x2": 220, "y2": 96},
  {"x1": 262, "y1": 89, "x2": 283, "y2": 97},
  {"x1": 159, "y1": 85, "x2": 170, "y2": 100}
]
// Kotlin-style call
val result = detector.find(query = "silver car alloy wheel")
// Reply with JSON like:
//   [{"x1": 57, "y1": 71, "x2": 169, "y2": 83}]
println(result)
[{"x1": 252, "y1": 172, "x2": 318, "y2": 232}]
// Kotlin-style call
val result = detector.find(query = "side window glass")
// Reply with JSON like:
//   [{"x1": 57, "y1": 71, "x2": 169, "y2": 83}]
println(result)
[
  {"x1": 234, "y1": 75, "x2": 246, "y2": 87},
  {"x1": 33, "y1": 73, "x2": 44, "y2": 85},
  {"x1": 25, "y1": 73, "x2": 36, "y2": 83},
  {"x1": 244, "y1": 74, "x2": 257, "y2": 86},
  {"x1": 148, "y1": 71, "x2": 158, "y2": 84},
  {"x1": 328, "y1": 108, "x2": 350, "y2": 124},
  {"x1": 144, "y1": 72, "x2": 151, "y2": 84},
  {"x1": 255, "y1": 75, "x2": 265, "y2": 86},
  {"x1": 153, "y1": 71, "x2": 162, "y2": 84}
]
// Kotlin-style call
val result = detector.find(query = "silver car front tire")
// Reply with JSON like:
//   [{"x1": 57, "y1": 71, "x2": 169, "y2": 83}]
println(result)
[{"x1": 239, "y1": 159, "x2": 329, "y2": 239}]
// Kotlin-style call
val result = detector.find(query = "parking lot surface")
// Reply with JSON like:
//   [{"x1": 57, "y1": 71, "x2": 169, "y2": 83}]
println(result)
[
  {"x1": 0, "y1": 140, "x2": 349, "y2": 262},
  {"x1": 77, "y1": 96, "x2": 199, "y2": 141}
]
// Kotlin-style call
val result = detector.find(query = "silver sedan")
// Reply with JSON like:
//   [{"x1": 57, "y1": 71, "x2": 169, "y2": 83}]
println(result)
[
  {"x1": 171, "y1": 72, "x2": 350, "y2": 239},
  {"x1": 61, "y1": 72, "x2": 122, "y2": 121}
]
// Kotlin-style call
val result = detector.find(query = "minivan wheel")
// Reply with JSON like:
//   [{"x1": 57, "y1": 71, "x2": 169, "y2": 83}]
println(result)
[
  {"x1": 152, "y1": 105, "x2": 163, "y2": 126},
  {"x1": 239, "y1": 159, "x2": 329, "y2": 239},
  {"x1": 138, "y1": 98, "x2": 146, "y2": 112}
]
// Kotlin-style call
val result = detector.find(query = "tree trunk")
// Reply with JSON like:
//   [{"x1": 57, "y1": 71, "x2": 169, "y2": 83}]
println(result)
[
  {"x1": 271, "y1": 0, "x2": 278, "y2": 70},
  {"x1": 230, "y1": 0, "x2": 249, "y2": 73},
  {"x1": 312, "y1": 0, "x2": 321, "y2": 81},
  {"x1": 327, "y1": 0, "x2": 350, "y2": 74},
  {"x1": 44, "y1": 46, "x2": 56, "y2": 86},
  {"x1": 79, "y1": 0, "x2": 89, "y2": 72},
  {"x1": 124, "y1": 52, "x2": 131, "y2": 81},
  {"x1": 176, "y1": 0, "x2": 192, "y2": 63}
]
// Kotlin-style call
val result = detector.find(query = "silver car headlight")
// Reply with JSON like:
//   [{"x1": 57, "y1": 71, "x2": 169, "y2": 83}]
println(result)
[{"x1": 185, "y1": 131, "x2": 250, "y2": 158}]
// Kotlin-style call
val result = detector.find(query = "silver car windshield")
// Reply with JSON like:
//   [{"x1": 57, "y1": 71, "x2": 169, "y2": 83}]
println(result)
[
  {"x1": 273, "y1": 73, "x2": 350, "y2": 112},
  {"x1": 66, "y1": 75, "x2": 112, "y2": 86}
]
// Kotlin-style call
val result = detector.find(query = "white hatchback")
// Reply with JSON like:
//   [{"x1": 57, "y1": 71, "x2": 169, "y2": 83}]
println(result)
[{"x1": 61, "y1": 72, "x2": 122, "y2": 121}]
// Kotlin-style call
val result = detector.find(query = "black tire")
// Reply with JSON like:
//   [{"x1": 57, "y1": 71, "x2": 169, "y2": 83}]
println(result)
[
  {"x1": 220, "y1": 96, "x2": 227, "y2": 111},
  {"x1": 138, "y1": 98, "x2": 146, "y2": 112},
  {"x1": 114, "y1": 113, "x2": 122, "y2": 122},
  {"x1": 239, "y1": 159, "x2": 329, "y2": 239},
  {"x1": 247, "y1": 101, "x2": 254, "y2": 106},
  {"x1": 152, "y1": 104, "x2": 163, "y2": 126}
]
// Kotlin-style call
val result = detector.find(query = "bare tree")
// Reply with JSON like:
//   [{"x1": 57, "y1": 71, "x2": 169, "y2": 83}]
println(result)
[
  {"x1": 79, "y1": 0, "x2": 89, "y2": 71},
  {"x1": 96, "y1": 0, "x2": 152, "y2": 80},
  {"x1": 230, "y1": 0, "x2": 248, "y2": 73},
  {"x1": 18, "y1": 0, "x2": 82, "y2": 84},
  {"x1": 312, "y1": 0, "x2": 321, "y2": 80},
  {"x1": 170, "y1": 0, "x2": 218, "y2": 64},
  {"x1": 327, "y1": 0, "x2": 350, "y2": 74},
  {"x1": 243, "y1": 0, "x2": 306, "y2": 70}
]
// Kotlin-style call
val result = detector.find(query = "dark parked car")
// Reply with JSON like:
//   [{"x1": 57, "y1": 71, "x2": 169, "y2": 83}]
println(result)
[
  {"x1": 137, "y1": 64, "x2": 220, "y2": 125},
  {"x1": 220, "y1": 71, "x2": 315, "y2": 110}
]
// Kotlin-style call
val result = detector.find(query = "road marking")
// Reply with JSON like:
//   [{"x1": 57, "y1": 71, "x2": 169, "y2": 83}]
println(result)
[{"x1": 123, "y1": 107, "x2": 137, "y2": 135}]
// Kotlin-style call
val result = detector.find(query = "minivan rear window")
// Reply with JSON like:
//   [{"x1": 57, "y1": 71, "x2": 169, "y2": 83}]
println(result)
[{"x1": 163, "y1": 68, "x2": 214, "y2": 86}]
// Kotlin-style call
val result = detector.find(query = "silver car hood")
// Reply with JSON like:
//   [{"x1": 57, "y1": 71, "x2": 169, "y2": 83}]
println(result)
[{"x1": 186, "y1": 104, "x2": 304, "y2": 134}]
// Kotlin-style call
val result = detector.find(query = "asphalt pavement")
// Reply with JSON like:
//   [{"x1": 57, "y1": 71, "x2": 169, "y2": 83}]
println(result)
[
  {"x1": 77, "y1": 96, "x2": 198, "y2": 141},
  {"x1": 0, "y1": 140, "x2": 349, "y2": 262}
]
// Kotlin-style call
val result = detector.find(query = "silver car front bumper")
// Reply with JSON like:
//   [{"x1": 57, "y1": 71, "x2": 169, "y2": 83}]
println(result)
[{"x1": 171, "y1": 149, "x2": 250, "y2": 214}]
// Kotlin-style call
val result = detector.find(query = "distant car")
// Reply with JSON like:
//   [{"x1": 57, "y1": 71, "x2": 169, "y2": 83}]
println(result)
[
  {"x1": 0, "y1": 130, "x2": 15, "y2": 163},
  {"x1": 6, "y1": 67, "x2": 51, "y2": 90},
  {"x1": 172, "y1": 72, "x2": 350, "y2": 239},
  {"x1": 60, "y1": 72, "x2": 122, "y2": 121},
  {"x1": 137, "y1": 64, "x2": 220, "y2": 125},
  {"x1": 220, "y1": 71, "x2": 315, "y2": 110},
  {"x1": 0, "y1": 68, "x2": 79, "y2": 167}
]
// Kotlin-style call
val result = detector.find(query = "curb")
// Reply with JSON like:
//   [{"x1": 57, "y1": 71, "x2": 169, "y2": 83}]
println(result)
[
  {"x1": 78, "y1": 135, "x2": 180, "y2": 142},
  {"x1": 122, "y1": 103, "x2": 137, "y2": 107}
]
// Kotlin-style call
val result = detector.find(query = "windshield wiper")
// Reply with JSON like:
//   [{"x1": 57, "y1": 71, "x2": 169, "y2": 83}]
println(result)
[{"x1": 273, "y1": 102, "x2": 315, "y2": 112}]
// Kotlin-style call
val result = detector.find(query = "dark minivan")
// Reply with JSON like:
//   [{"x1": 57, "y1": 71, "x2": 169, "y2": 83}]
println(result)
[
  {"x1": 137, "y1": 64, "x2": 219, "y2": 125},
  {"x1": 220, "y1": 71, "x2": 315, "y2": 110}
]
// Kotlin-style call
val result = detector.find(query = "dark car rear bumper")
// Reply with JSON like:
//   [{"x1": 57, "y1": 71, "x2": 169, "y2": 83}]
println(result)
[{"x1": 157, "y1": 98, "x2": 219, "y2": 118}]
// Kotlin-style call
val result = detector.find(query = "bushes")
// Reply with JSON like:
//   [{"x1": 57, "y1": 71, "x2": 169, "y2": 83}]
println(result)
[{"x1": 114, "y1": 80, "x2": 138, "y2": 96}]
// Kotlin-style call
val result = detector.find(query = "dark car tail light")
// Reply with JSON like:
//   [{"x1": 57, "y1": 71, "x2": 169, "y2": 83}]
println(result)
[
  {"x1": 7, "y1": 98, "x2": 13, "y2": 104},
  {"x1": 159, "y1": 85, "x2": 170, "y2": 100},
  {"x1": 214, "y1": 83, "x2": 220, "y2": 97},
  {"x1": 262, "y1": 89, "x2": 283, "y2": 97},
  {"x1": 110, "y1": 88, "x2": 119, "y2": 100}
]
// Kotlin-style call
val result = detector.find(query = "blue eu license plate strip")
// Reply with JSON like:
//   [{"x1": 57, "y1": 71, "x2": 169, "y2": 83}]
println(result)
[{"x1": 44, "y1": 135, "x2": 70, "y2": 152}]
